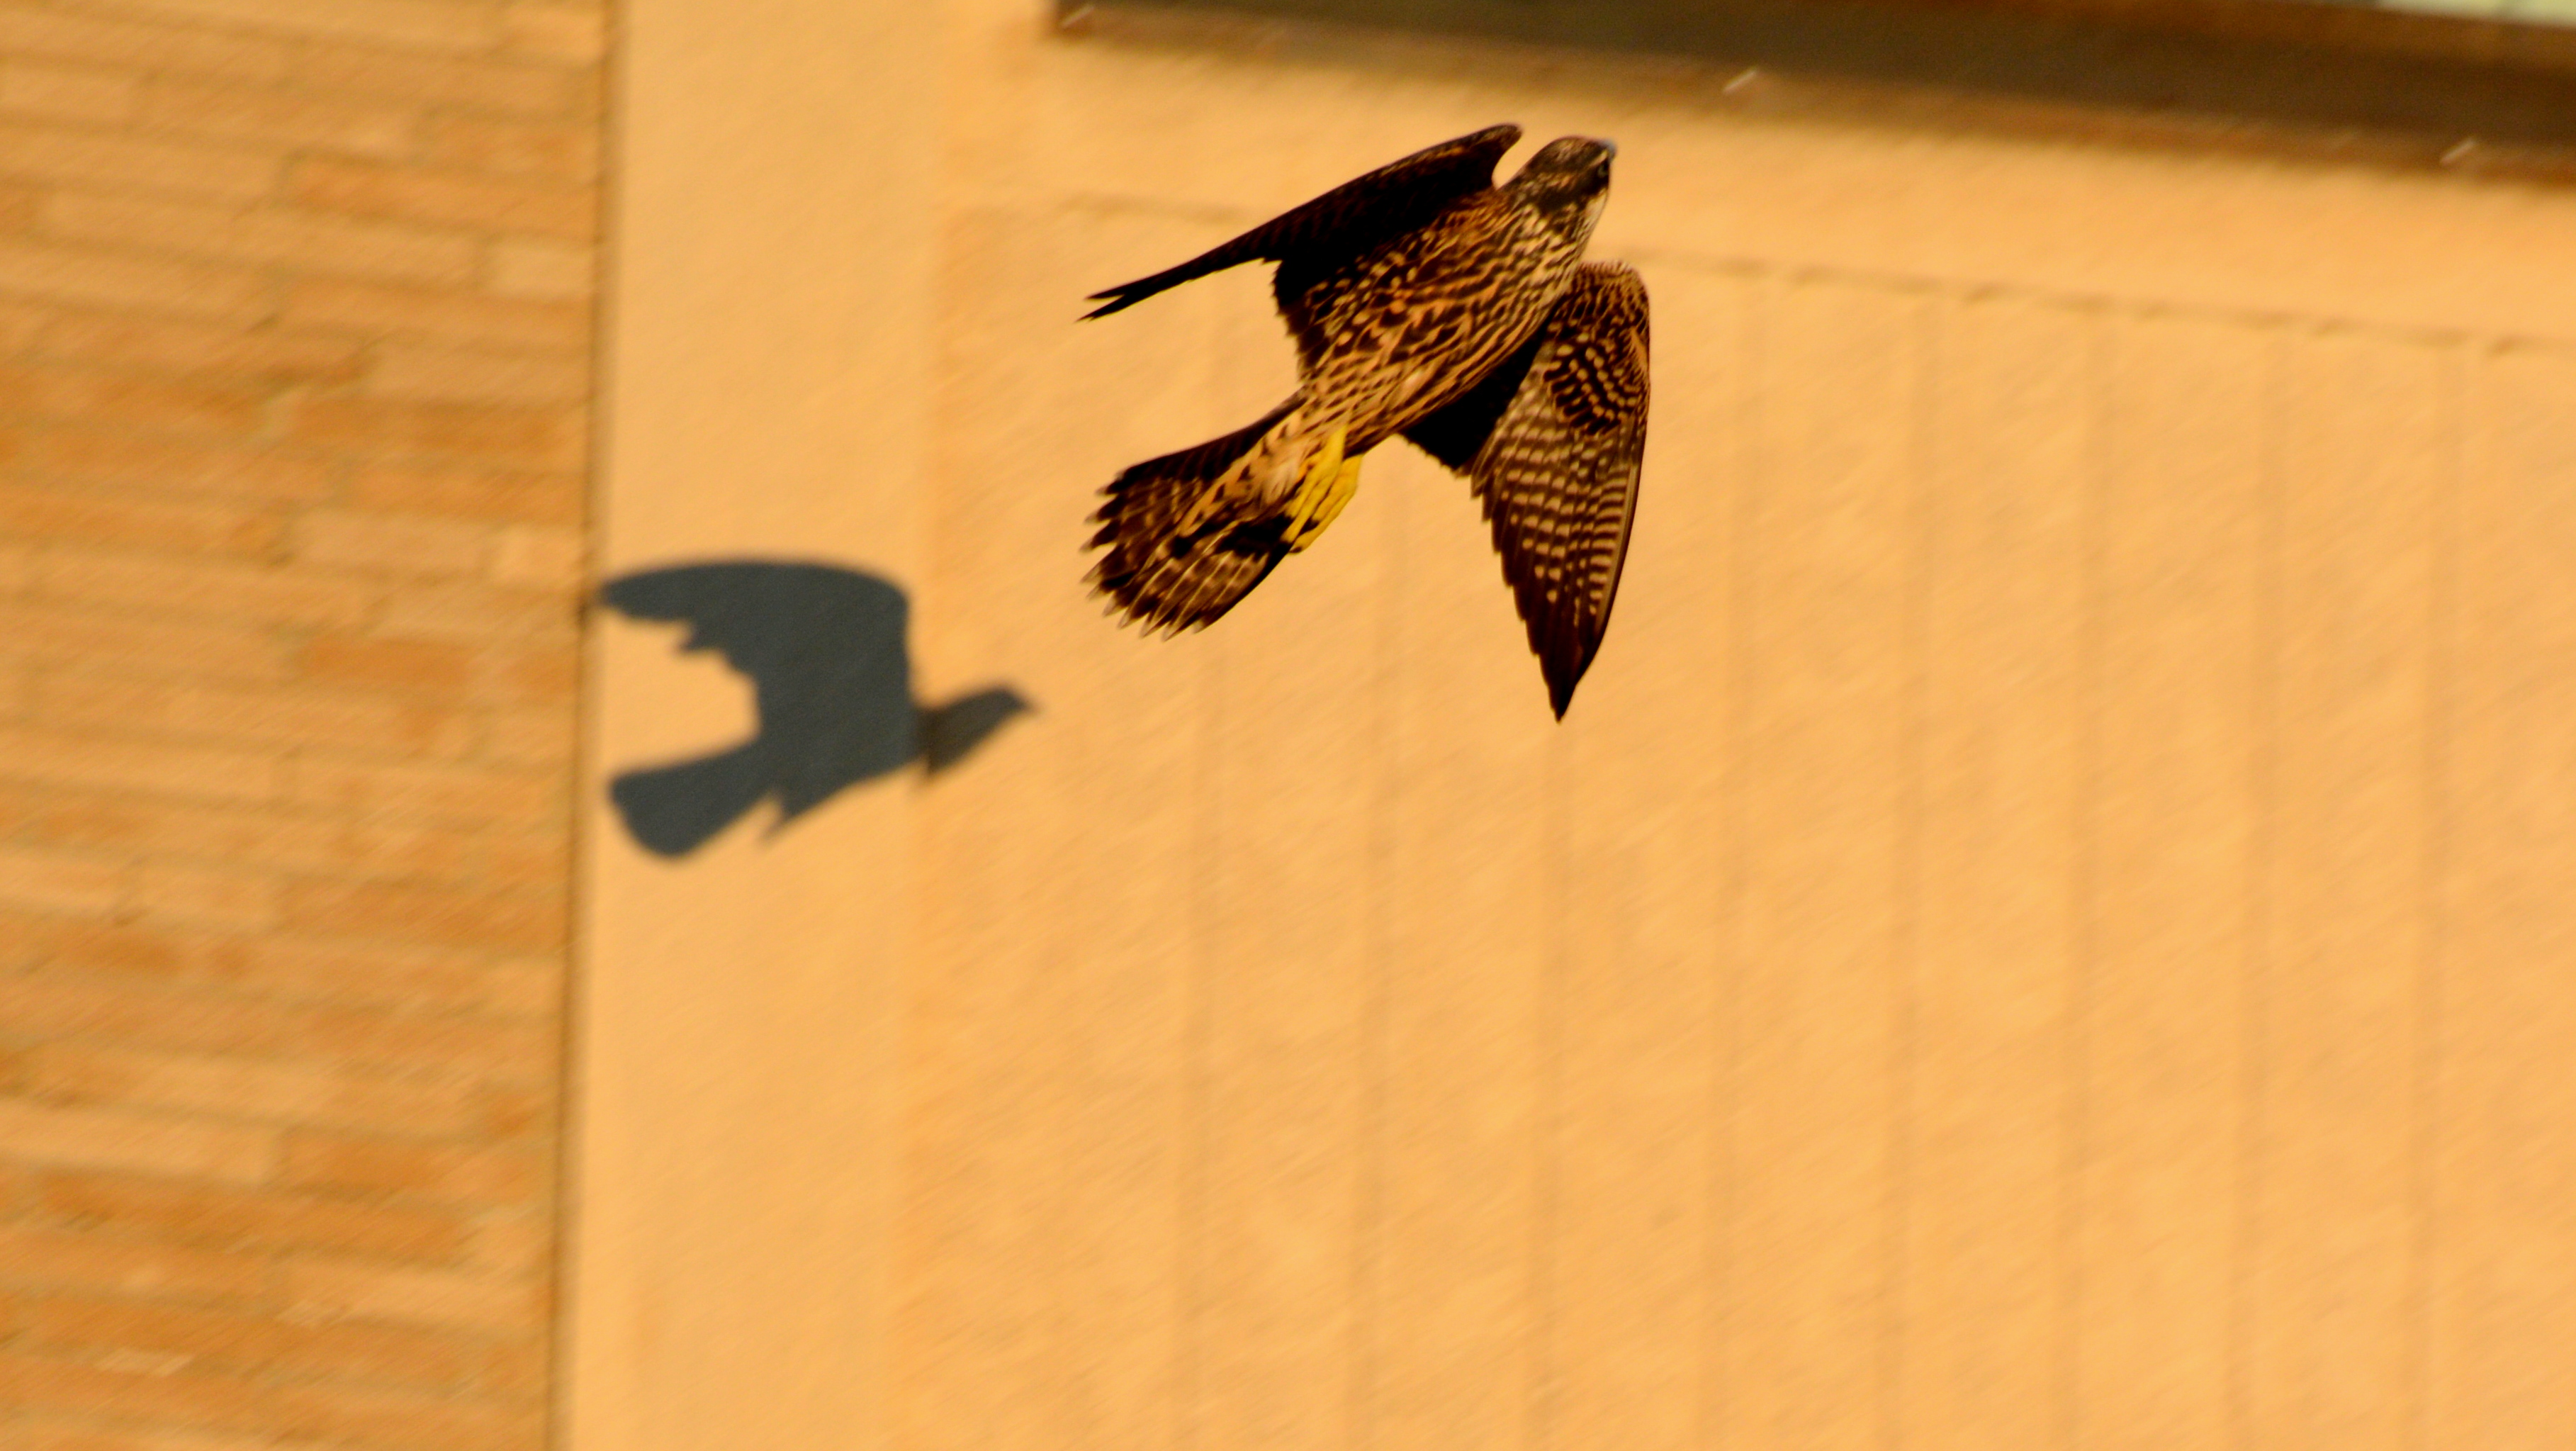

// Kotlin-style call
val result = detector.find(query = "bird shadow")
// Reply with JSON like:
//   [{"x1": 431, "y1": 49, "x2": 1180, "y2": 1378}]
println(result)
[{"x1": 598, "y1": 559, "x2": 1030, "y2": 858}]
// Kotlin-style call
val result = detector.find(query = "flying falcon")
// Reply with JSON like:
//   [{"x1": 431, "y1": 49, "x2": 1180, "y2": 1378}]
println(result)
[{"x1": 1082, "y1": 123, "x2": 1650, "y2": 718}]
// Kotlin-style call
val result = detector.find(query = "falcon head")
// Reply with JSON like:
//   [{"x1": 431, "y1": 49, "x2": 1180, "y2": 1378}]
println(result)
[{"x1": 1507, "y1": 136, "x2": 1616, "y2": 239}]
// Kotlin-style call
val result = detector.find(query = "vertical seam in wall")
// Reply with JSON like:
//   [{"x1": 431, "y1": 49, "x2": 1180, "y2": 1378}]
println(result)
[
  {"x1": 2229, "y1": 321, "x2": 2290, "y2": 1451},
  {"x1": 897, "y1": 13, "x2": 969, "y2": 1435},
  {"x1": 1882, "y1": 286, "x2": 1936, "y2": 1451},
  {"x1": 549, "y1": 0, "x2": 629, "y2": 1444},
  {"x1": 2400, "y1": 336, "x2": 2466, "y2": 1451},
  {"x1": 1704, "y1": 266, "x2": 1769, "y2": 1451},
  {"x1": 1528, "y1": 724, "x2": 1567, "y2": 1451},
  {"x1": 2057, "y1": 298, "x2": 2110, "y2": 1451},
  {"x1": 1175, "y1": 639, "x2": 1220, "y2": 1451}
]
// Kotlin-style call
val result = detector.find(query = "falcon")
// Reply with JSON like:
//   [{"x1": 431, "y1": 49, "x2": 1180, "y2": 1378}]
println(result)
[{"x1": 1082, "y1": 123, "x2": 1650, "y2": 718}]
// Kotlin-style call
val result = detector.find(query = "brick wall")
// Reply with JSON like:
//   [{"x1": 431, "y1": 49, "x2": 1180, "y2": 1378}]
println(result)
[{"x1": 0, "y1": 2, "x2": 602, "y2": 1447}]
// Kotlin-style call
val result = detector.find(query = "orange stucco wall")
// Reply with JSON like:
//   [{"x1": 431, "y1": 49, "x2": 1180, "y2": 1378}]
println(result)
[{"x1": 573, "y1": 4, "x2": 2576, "y2": 1449}]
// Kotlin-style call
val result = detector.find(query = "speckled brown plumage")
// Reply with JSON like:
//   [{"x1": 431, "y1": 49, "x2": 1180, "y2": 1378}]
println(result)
[
  {"x1": 1427, "y1": 262, "x2": 1649, "y2": 717},
  {"x1": 1083, "y1": 125, "x2": 1650, "y2": 715}
]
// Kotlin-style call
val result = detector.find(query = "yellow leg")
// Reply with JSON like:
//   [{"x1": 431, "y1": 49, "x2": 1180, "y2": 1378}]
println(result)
[
  {"x1": 1303, "y1": 454, "x2": 1363, "y2": 549},
  {"x1": 1283, "y1": 427, "x2": 1362, "y2": 554}
]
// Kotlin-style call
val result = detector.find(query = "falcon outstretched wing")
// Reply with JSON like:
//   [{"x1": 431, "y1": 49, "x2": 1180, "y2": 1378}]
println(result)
[
  {"x1": 1404, "y1": 262, "x2": 1648, "y2": 717},
  {"x1": 1081, "y1": 125, "x2": 1522, "y2": 320}
]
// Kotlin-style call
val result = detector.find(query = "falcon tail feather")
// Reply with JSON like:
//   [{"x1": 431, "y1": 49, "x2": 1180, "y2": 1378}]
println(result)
[{"x1": 1087, "y1": 402, "x2": 1334, "y2": 634}]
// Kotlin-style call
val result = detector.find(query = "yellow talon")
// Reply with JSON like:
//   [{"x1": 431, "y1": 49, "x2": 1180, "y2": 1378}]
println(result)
[{"x1": 1283, "y1": 427, "x2": 1361, "y2": 554}]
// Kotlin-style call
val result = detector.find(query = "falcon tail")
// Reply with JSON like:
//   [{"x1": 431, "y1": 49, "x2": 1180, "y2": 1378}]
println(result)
[{"x1": 1086, "y1": 403, "x2": 1305, "y2": 635}]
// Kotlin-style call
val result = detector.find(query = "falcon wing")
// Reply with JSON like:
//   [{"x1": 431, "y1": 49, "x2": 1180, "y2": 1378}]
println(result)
[
  {"x1": 1081, "y1": 124, "x2": 1522, "y2": 320},
  {"x1": 1403, "y1": 262, "x2": 1649, "y2": 717}
]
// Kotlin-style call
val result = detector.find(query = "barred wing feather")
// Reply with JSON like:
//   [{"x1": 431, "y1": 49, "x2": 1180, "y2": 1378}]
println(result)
[{"x1": 1453, "y1": 261, "x2": 1649, "y2": 717}]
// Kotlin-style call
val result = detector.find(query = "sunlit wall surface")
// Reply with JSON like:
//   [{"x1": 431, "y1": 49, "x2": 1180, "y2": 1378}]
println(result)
[{"x1": 570, "y1": 3, "x2": 2576, "y2": 1451}]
